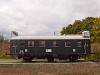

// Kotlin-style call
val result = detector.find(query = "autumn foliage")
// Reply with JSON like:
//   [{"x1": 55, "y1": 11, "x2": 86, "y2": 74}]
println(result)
[
  {"x1": 0, "y1": 41, "x2": 10, "y2": 59},
  {"x1": 61, "y1": 17, "x2": 100, "y2": 43}
]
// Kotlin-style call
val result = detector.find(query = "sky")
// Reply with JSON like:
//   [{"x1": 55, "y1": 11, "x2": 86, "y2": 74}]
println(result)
[{"x1": 0, "y1": 0, "x2": 100, "y2": 38}]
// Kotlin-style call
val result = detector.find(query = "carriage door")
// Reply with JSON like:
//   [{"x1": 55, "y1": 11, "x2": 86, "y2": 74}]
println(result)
[
  {"x1": 65, "y1": 40, "x2": 75, "y2": 54},
  {"x1": 72, "y1": 40, "x2": 77, "y2": 53},
  {"x1": 10, "y1": 40, "x2": 17, "y2": 54},
  {"x1": 84, "y1": 40, "x2": 90, "y2": 54}
]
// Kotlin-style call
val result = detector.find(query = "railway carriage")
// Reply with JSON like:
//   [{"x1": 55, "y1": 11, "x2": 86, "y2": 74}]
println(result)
[{"x1": 10, "y1": 31, "x2": 91, "y2": 62}]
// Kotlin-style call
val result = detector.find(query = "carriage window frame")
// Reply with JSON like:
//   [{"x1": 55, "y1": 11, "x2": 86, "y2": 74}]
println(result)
[
  {"x1": 12, "y1": 40, "x2": 16, "y2": 47},
  {"x1": 52, "y1": 41, "x2": 58, "y2": 47},
  {"x1": 28, "y1": 41, "x2": 34, "y2": 47},
  {"x1": 77, "y1": 42, "x2": 82, "y2": 47},
  {"x1": 20, "y1": 41, "x2": 25, "y2": 47},
  {"x1": 65, "y1": 41, "x2": 71, "y2": 47},
  {"x1": 39, "y1": 41, "x2": 45, "y2": 47}
]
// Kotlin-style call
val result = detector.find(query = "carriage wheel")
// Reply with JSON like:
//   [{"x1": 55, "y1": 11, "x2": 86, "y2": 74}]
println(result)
[
  {"x1": 69, "y1": 56, "x2": 77, "y2": 62},
  {"x1": 23, "y1": 57, "x2": 33, "y2": 62},
  {"x1": 47, "y1": 56, "x2": 54, "y2": 62}
]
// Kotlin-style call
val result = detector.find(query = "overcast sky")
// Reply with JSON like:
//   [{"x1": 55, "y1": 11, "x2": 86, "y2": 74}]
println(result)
[{"x1": 0, "y1": 0, "x2": 100, "y2": 38}]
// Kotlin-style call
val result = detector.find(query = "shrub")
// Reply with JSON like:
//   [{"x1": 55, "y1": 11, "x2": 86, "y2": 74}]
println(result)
[{"x1": 89, "y1": 43, "x2": 100, "y2": 61}]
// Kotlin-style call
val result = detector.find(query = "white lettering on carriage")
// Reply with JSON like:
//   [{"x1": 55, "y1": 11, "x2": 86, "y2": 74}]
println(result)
[{"x1": 46, "y1": 49, "x2": 52, "y2": 52}]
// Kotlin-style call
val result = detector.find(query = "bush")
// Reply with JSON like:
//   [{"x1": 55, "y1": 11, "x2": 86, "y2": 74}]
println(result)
[
  {"x1": 88, "y1": 54, "x2": 95, "y2": 61},
  {"x1": 91, "y1": 43, "x2": 100, "y2": 53},
  {"x1": 0, "y1": 41, "x2": 10, "y2": 59},
  {"x1": 89, "y1": 43, "x2": 100, "y2": 61}
]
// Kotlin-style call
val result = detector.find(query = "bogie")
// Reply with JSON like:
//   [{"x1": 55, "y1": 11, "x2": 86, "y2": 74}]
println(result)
[{"x1": 23, "y1": 57, "x2": 33, "y2": 62}]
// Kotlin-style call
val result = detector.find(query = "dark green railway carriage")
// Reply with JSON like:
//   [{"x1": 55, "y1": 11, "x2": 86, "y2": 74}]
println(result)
[{"x1": 10, "y1": 31, "x2": 91, "y2": 62}]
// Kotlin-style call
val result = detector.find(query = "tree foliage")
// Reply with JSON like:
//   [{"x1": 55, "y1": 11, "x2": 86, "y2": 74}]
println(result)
[
  {"x1": 0, "y1": 35, "x2": 4, "y2": 42},
  {"x1": 60, "y1": 17, "x2": 100, "y2": 43}
]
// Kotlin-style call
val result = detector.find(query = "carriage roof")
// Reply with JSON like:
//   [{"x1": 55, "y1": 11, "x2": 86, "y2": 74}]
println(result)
[{"x1": 11, "y1": 35, "x2": 90, "y2": 40}]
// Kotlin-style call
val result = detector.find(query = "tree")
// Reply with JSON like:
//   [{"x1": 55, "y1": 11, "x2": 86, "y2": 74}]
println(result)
[
  {"x1": 0, "y1": 35, "x2": 4, "y2": 42},
  {"x1": 60, "y1": 17, "x2": 100, "y2": 43},
  {"x1": 91, "y1": 17, "x2": 100, "y2": 43}
]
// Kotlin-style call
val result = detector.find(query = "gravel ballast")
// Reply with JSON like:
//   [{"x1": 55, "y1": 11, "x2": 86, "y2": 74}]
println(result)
[{"x1": 0, "y1": 62, "x2": 100, "y2": 75}]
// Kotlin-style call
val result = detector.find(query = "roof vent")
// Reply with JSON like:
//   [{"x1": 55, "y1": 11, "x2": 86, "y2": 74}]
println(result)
[
  {"x1": 11, "y1": 31, "x2": 18, "y2": 38},
  {"x1": 82, "y1": 31, "x2": 90, "y2": 38}
]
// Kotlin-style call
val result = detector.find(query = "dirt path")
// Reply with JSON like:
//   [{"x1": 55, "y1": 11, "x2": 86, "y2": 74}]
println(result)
[{"x1": 0, "y1": 62, "x2": 100, "y2": 75}]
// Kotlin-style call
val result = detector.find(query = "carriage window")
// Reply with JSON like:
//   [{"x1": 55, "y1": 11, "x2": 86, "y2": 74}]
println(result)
[
  {"x1": 28, "y1": 41, "x2": 34, "y2": 47},
  {"x1": 77, "y1": 42, "x2": 82, "y2": 47},
  {"x1": 39, "y1": 41, "x2": 45, "y2": 47},
  {"x1": 20, "y1": 41, "x2": 25, "y2": 47},
  {"x1": 12, "y1": 41, "x2": 16, "y2": 47},
  {"x1": 52, "y1": 41, "x2": 58, "y2": 47},
  {"x1": 65, "y1": 41, "x2": 71, "y2": 47}
]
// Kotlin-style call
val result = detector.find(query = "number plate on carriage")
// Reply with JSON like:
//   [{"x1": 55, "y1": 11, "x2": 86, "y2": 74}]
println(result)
[{"x1": 46, "y1": 49, "x2": 52, "y2": 52}]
